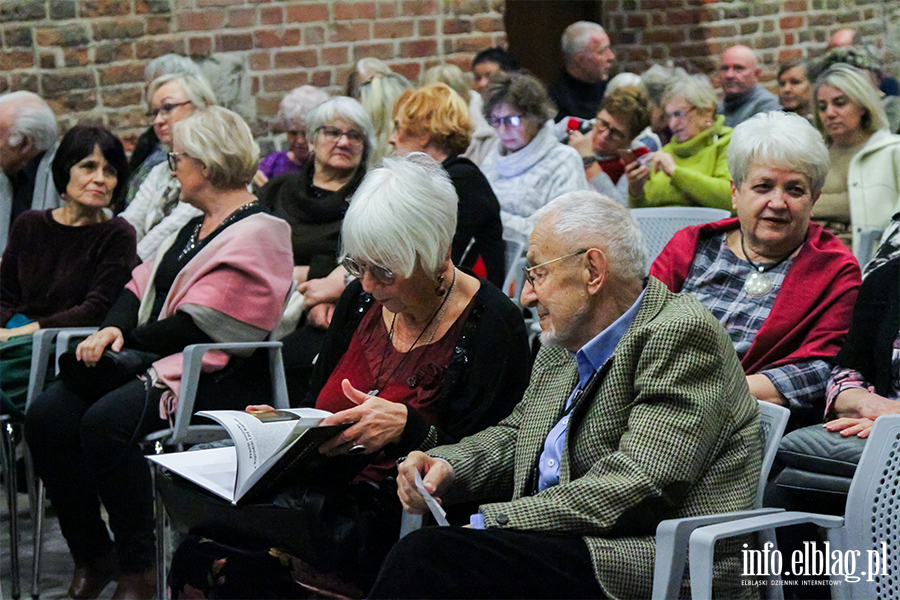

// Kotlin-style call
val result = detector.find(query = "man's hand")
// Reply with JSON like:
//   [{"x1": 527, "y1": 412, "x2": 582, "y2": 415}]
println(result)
[
  {"x1": 75, "y1": 327, "x2": 124, "y2": 367},
  {"x1": 396, "y1": 451, "x2": 455, "y2": 514}
]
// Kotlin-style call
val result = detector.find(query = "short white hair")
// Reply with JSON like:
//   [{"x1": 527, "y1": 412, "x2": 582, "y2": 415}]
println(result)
[
  {"x1": 174, "y1": 106, "x2": 259, "y2": 188},
  {"x1": 421, "y1": 64, "x2": 469, "y2": 99},
  {"x1": 144, "y1": 54, "x2": 201, "y2": 84},
  {"x1": 561, "y1": 21, "x2": 606, "y2": 65},
  {"x1": 305, "y1": 96, "x2": 376, "y2": 159},
  {"x1": 149, "y1": 73, "x2": 218, "y2": 109},
  {"x1": 641, "y1": 64, "x2": 687, "y2": 107},
  {"x1": 279, "y1": 85, "x2": 329, "y2": 132},
  {"x1": 0, "y1": 91, "x2": 58, "y2": 151},
  {"x1": 606, "y1": 72, "x2": 642, "y2": 95},
  {"x1": 662, "y1": 73, "x2": 718, "y2": 113},
  {"x1": 537, "y1": 191, "x2": 647, "y2": 282},
  {"x1": 341, "y1": 153, "x2": 457, "y2": 278},
  {"x1": 728, "y1": 111, "x2": 830, "y2": 197}
]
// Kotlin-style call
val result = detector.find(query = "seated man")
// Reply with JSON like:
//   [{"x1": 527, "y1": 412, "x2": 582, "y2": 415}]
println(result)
[{"x1": 370, "y1": 191, "x2": 762, "y2": 599}]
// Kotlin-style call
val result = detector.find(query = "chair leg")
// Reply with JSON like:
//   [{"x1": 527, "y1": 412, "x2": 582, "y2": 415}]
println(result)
[
  {"x1": 3, "y1": 421, "x2": 21, "y2": 599},
  {"x1": 31, "y1": 479, "x2": 44, "y2": 599},
  {"x1": 153, "y1": 465, "x2": 167, "y2": 600}
]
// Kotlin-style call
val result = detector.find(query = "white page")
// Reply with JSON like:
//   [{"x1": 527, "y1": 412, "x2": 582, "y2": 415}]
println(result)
[{"x1": 148, "y1": 447, "x2": 238, "y2": 502}]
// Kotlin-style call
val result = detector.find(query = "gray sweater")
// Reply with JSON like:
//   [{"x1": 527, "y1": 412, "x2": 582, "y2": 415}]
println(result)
[{"x1": 718, "y1": 85, "x2": 782, "y2": 128}]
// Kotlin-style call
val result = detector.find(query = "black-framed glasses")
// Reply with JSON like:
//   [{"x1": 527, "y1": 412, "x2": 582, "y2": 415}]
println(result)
[
  {"x1": 317, "y1": 126, "x2": 365, "y2": 148},
  {"x1": 593, "y1": 117, "x2": 627, "y2": 143},
  {"x1": 341, "y1": 256, "x2": 395, "y2": 285},
  {"x1": 522, "y1": 248, "x2": 589, "y2": 287},
  {"x1": 167, "y1": 151, "x2": 188, "y2": 171},
  {"x1": 146, "y1": 101, "x2": 192, "y2": 119},
  {"x1": 488, "y1": 115, "x2": 523, "y2": 128}
]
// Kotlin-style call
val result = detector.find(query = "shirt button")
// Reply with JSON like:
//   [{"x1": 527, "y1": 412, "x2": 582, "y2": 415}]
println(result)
[
  {"x1": 547, "y1": 459, "x2": 555, "y2": 466},
  {"x1": 496, "y1": 514, "x2": 509, "y2": 525}
]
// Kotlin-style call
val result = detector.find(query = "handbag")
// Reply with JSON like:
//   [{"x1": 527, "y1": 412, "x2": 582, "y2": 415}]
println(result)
[
  {"x1": 772, "y1": 424, "x2": 867, "y2": 502},
  {"x1": 58, "y1": 348, "x2": 160, "y2": 401}
]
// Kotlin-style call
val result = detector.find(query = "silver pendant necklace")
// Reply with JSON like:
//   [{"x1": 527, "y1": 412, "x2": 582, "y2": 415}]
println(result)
[{"x1": 740, "y1": 231, "x2": 804, "y2": 297}]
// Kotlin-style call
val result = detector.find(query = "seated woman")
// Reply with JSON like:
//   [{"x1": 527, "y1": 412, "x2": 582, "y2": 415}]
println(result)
[
  {"x1": 651, "y1": 111, "x2": 861, "y2": 425},
  {"x1": 0, "y1": 124, "x2": 137, "y2": 414},
  {"x1": 390, "y1": 82, "x2": 506, "y2": 288},
  {"x1": 359, "y1": 70, "x2": 411, "y2": 167},
  {"x1": 122, "y1": 72, "x2": 218, "y2": 261},
  {"x1": 165, "y1": 154, "x2": 533, "y2": 599},
  {"x1": 480, "y1": 71, "x2": 589, "y2": 243},
  {"x1": 812, "y1": 64, "x2": 900, "y2": 255},
  {"x1": 778, "y1": 59, "x2": 812, "y2": 120},
  {"x1": 626, "y1": 74, "x2": 733, "y2": 211},
  {"x1": 25, "y1": 107, "x2": 294, "y2": 599},
  {"x1": 252, "y1": 85, "x2": 330, "y2": 187}
]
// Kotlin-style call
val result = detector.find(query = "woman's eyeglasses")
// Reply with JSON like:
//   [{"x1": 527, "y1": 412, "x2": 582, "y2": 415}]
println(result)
[
  {"x1": 341, "y1": 256, "x2": 395, "y2": 285},
  {"x1": 317, "y1": 126, "x2": 365, "y2": 148},
  {"x1": 488, "y1": 115, "x2": 523, "y2": 128},
  {"x1": 665, "y1": 107, "x2": 696, "y2": 121},
  {"x1": 146, "y1": 102, "x2": 192, "y2": 119}
]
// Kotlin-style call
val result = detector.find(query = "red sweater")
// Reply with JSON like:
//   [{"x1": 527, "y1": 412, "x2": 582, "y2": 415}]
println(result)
[{"x1": 650, "y1": 218, "x2": 861, "y2": 374}]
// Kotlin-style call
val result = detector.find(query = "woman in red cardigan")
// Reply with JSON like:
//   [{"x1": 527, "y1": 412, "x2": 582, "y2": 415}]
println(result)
[{"x1": 650, "y1": 111, "x2": 861, "y2": 426}]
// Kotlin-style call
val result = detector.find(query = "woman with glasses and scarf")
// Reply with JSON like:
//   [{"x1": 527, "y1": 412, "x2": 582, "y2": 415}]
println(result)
[
  {"x1": 166, "y1": 154, "x2": 532, "y2": 599},
  {"x1": 121, "y1": 73, "x2": 218, "y2": 262},
  {"x1": 626, "y1": 74, "x2": 733, "y2": 210}
]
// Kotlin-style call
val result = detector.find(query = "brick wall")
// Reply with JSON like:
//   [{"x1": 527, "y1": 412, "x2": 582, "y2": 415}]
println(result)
[
  {"x1": 602, "y1": 0, "x2": 900, "y2": 90},
  {"x1": 0, "y1": 0, "x2": 505, "y2": 152}
]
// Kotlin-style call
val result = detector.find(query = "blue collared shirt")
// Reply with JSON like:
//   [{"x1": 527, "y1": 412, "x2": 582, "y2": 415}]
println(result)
[{"x1": 536, "y1": 288, "x2": 647, "y2": 492}]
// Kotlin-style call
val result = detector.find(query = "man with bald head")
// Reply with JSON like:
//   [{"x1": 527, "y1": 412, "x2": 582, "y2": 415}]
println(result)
[
  {"x1": 0, "y1": 91, "x2": 61, "y2": 252},
  {"x1": 718, "y1": 45, "x2": 781, "y2": 128}
]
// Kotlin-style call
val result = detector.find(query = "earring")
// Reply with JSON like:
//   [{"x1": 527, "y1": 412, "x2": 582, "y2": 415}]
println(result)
[{"x1": 435, "y1": 273, "x2": 446, "y2": 296}]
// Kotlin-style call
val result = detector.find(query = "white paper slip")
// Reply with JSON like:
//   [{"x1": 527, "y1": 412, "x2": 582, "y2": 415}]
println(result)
[{"x1": 414, "y1": 469, "x2": 449, "y2": 526}]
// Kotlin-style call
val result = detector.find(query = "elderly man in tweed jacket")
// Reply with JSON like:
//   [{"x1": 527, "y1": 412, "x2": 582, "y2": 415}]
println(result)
[{"x1": 370, "y1": 191, "x2": 762, "y2": 599}]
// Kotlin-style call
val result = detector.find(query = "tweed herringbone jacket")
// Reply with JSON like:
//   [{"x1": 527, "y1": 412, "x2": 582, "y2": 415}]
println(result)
[{"x1": 430, "y1": 277, "x2": 762, "y2": 599}]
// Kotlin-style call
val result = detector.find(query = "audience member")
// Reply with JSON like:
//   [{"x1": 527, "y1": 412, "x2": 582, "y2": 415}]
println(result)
[
  {"x1": 121, "y1": 72, "x2": 218, "y2": 261},
  {"x1": 369, "y1": 191, "x2": 762, "y2": 600},
  {"x1": 253, "y1": 85, "x2": 330, "y2": 188},
  {"x1": 778, "y1": 59, "x2": 813, "y2": 119},
  {"x1": 481, "y1": 72, "x2": 589, "y2": 243},
  {"x1": 346, "y1": 57, "x2": 393, "y2": 100},
  {"x1": 471, "y1": 47, "x2": 519, "y2": 94},
  {"x1": 603, "y1": 74, "x2": 661, "y2": 150},
  {"x1": 391, "y1": 83, "x2": 506, "y2": 288},
  {"x1": 124, "y1": 54, "x2": 203, "y2": 211},
  {"x1": 25, "y1": 107, "x2": 294, "y2": 600},
  {"x1": 812, "y1": 64, "x2": 900, "y2": 254},
  {"x1": 0, "y1": 91, "x2": 61, "y2": 253},
  {"x1": 165, "y1": 154, "x2": 532, "y2": 599},
  {"x1": 627, "y1": 74, "x2": 733, "y2": 210},
  {"x1": 568, "y1": 85, "x2": 652, "y2": 205},
  {"x1": 641, "y1": 64, "x2": 687, "y2": 147},
  {"x1": 718, "y1": 45, "x2": 782, "y2": 128},
  {"x1": 359, "y1": 71, "x2": 411, "y2": 167},
  {"x1": 828, "y1": 27, "x2": 860, "y2": 49},
  {"x1": 862, "y1": 211, "x2": 900, "y2": 277},
  {"x1": 651, "y1": 111, "x2": 861, "y2": 426},
  {"x1": 0, "y1": 125, "x2": 137, "y2": 415},
  {"x1": 548, "y1": 21, "x2": 615, "y2": 121}
]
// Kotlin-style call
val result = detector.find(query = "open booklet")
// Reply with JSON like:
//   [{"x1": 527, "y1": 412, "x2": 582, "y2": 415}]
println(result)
[{"x1": 148, "y1": 408, "x2": 351, "y2": 505}]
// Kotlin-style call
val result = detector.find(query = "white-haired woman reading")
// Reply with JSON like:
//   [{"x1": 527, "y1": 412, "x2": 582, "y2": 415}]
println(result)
[
  {"x1": 164, "y1": 154, "x2": 533, "y2": 600},
  {"x1": 651, "y1": 111, "x2": 861, "y2": 427}
]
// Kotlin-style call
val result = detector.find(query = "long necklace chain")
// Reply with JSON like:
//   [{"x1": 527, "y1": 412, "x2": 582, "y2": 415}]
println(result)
[
  {"x1": 178, "y1": 200, "x2": 259, "y2": 261},
  {"x1": 368, "y1": 268, "x2": 458, "y2": 396}
]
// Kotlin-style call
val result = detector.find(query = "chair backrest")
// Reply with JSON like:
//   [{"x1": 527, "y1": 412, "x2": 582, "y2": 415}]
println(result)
[
  {"x1": 836, "y1": 414, "x2": 900, "y2": 598},
  {"x1": 501, "y1": 237, "x2": 526, "y2": 304},
  {"x1": 856, "y1": 228, "x2": 883, "y2": 270},
  {"x1": 756, "y1": 400, "x2": 790, "y2": 508},
  {"x1": 630, "y1": 207, "x2": 731, "y2": 265}
]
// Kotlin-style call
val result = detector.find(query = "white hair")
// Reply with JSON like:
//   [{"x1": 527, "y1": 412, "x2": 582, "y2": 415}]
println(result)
[
  {"x1": 144, "y1": 54, "x2": 201, "y2": 84},
  {"x1": 279, "y1": 85, "x2": 329, "y2": 131},
  {"x1": 561, "y1": 21, "x2": 606, "y2": 65},
  {"x1": 305, "y1": 96, "x2": 376, "y2": 159},
  {"x1": 662, "y1": 73, "x2": 718, "y2": 113},
  {"x1": 149, "y1": 73, "x2": 218, "y2": 109},
  {"x1": 341, "y1": 153, "x2": 457, "y2": 278},
  {"x1": 728, "y1": 111, "x2": 830, "y2": 196},
  {"x1": 641, "y1": 64, "x2": 688, "y2": 106},
  {"x1": 536, "y1": 191, "x2": 647, "y2": 281},
  {"x1": 0, "y1": 91, "x2": 58, "y2": 151},
  {"x1": 174, "y1": 106, "x2": 259, "y2": 188},
  {"x1": 421, "y1": 64, "x2": 469, "y2": 99},
  {"x1": 606, "y1": 72, "x2": 642, "y2": 95},
  {"x1": 360, "y1": 72, "x2": 411, "y2": 167}
]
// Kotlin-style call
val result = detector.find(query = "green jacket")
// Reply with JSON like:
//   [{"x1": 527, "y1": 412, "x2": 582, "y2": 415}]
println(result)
[
  {"x1": 632, "y1": 115, "x2": 733, "y2": 211},
  {"x1": 431, "y1": 277, "x2": 761, "y2": 599}
]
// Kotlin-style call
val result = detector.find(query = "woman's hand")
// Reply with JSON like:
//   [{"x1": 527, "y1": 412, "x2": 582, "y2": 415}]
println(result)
[
  {"x1": 252, "y1": 169, "x2": 269, "y2": 188},
  {"x1": 298, "y1": 267, "x2": 347, "y2": 307},
  {"x1": 317, "y1": 379, "x2": 409, "y2": 456},
  {"x1": 75, "y1": 327, "x2": 124, "y2": 367},
  {"x1": 245, "y1": 404, "x2": 276, "y2": 415},
  {"x1": 834, "y1": 387, "x2": 900, "y2": 421},
  {"x1": 292, "y1": 265, "x2": 310, "y2": 285},
  {"x1": 824, "y1": 417, "x2": 875, "y2": 438},
  {"x1": 625, "y1": 160, "x2": 650, "y2": 198},
  {"x1": 307, "y1": 302, "x2": 335, "y2": 329},
  {"x1": 0, "y1": 321, "x2": 40, "y2": 342},
  {"x1": 648, "y1": 151, "x2": 677, "y2": 177},
  {"x1": 567, "y1": 129, "x2": 594, "y2": 158}
]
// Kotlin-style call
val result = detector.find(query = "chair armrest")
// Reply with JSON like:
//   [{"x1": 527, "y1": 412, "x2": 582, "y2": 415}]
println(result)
[
  {"x1": 27, "y1": 327, "x2": 98, "y2": 409},
  {"x1": 688, "y1": 512, "x2": 845, "y2": 600},
  {"x1": 652, "y1": 508, "x2": 784, "y2": 600}
]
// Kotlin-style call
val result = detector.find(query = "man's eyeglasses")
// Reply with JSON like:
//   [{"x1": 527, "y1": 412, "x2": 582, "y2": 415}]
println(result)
[
  {"x1": 146, "y1": 102, "x2": 192, "y2": 119},
  {"x1": 341, "y1": 256, "x2": 395, "y2": 285},
  {"x1": 167, "y1": 151, "x2": 191, "y2": 171},
  {"x1": 522, "y1": 249, "x2": 589, "y2": 287},
  {"x1": 317, "y1": 126, "x2": 365, "y2": 148},
  {"x1": 488, "y1": 115, "x2": 523, "y2": 128}
]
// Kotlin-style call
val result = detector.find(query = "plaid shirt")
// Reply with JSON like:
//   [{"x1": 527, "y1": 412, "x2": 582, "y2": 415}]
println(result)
[{"x1": 682, "y1": 233, "x2": 830, "y2": 409}]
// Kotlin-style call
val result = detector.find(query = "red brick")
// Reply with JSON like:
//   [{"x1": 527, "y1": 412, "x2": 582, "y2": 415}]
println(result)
[
  {"x1": 376, "y1": 0, "x2": 397, "y2": 18},
  {"x1": 667, "y1": 9, "x2": 701, "y2": 25},
  {"x1": 669, "y1": 42, "x2": 707, "y2": 58},
  {"x1": 274, "y1": 49, "x2": 317, "y2": 69},
  {"x1": 763, "y1": 19, "x2": 776, "y2": 33},
  {"x1": 401, "y1": 0, "x2": 437, "y2": 15},
  {"x1": 263, "y1": 71, "x2": 309, "y2": 92},
  {"x1": 779, "y1": 48, "x2": 803, "y2": 62},
  {"x1": 177, "y1": 11, "x2": 225, "y2": 31},
  {"x1": 189, "y1": 36, "x2": 212, "y2": 57},
  {"x1": 251, "y1": 76, "x2": 260, "y2": 94},
  {"x1": 37, "y1": 26, "x2": 91, "y2": 47},
  {"x1": 95, "y1": 41, "x2": 134, "y2": 63},
  {"x1": 331, "y1": 22, "x2": 370, "y2": 43},
  {"x1": 808, "y1": 14, "x2": 834, "y2": 26},
  {"x1": 79, "y1": 0, "x2": 131, "y2": 18},
  {"x1": 442, "y1": 18, "x2": 473, "y2": 35},
  {"x1": 136, "y1": 37, "x2": 184, "y2": 59},
  {"x1": 625, "y1": 47, "x2": 652, "y2": 62},
  {"x1": 446, "y1": 55, "x2": 472, "y2": 71},
  {"x1": 100, "y1": 63, "x2": 144, "y2": 86},
  {"x1": 256, "y1": 95, "x2": 282, "y2": 118},
  {"x1": 63, "y1": 47, "x2": 90, "y2": 67},
  {"x1": 400, "y1": 39, "x2": 437, "y2": 58},
  {"x1": 42, "y1": 71, "x2": 95, "y2": 96},
  {"x1": 447, "y1": 0, "x2": 483, "y2": 15},
  {"x1": 285, "y1": 3, "x2": 329, "y2": 23},
  {"x1": 780, "y1": 16, "x2": 803, "y2": 30},
  {"x1": 374, "y1": 20, "x2": 414, "y2": 39},
  {"x1": 1, "y1": 0, "x2": 46, "y2": 22},
  {"x1": 451, "y1": 36, "x2": 490, "y2": 54},
  {"x1": 197, "y1": 0, "x2": 242, "y2": 6},
  {"x1": 0, "y1": 78, "x2": 9, "y2": 94},
  {"x1": 391, "y1": 61, "x2": 420, "y2": 81},
  {"x1": 418, "y1": 19, "x2": 436, "y2": 36},
  {"x1": 147, "y1": 16, "x2": 171, "y2": 35},
  {"x1": 755, "y1": 36, "x2": 781, "y2": 49},
  {"x1": 102, "y1": 85, "x2": 143, "y2": 108},
  {"x1": 254, "y1": 29, "x2": 301, "y2": 48},
  {"x1": 260, "y1": 6, "x2": 283, "y2": 25},
  {"x1": 0, "y1": 50, "x2": 34, "y2": 71},
  {"x1": 783, "y1": 0, "x2": 807, "y2": 10},
  {"x1": 228, "y1": 7, "x2": 256, "y2": 28},
  {"x1": 642, "y1": 29, "x2": 686, "y2": 44},
  {"x1": 311, "y1": 70, "x2": 331, "y2": 87},
  {"x1": 249, "y1": 51, "x2": 270, "y2": 71},
  {"x1": 321, "y1": 46, "x2": 348, "y2": 65},
  {"x1": 93, "y1": 19, "x2": 144, "y2": 41},
  {"x1": 40, "y1": 52, "x2": 56, "y2": 69},
  {"x1": 335, "y1": 1, "x2": 375, "y2": 20},
  {"x1": 741, "y1": 22, "x2": 760, "y2": 35},
  {"x1": 704, "y1": 25, "x2": 736, "y2": 39},
  {"x1": 784, "y1": 33, "x2": 795, "y2": 45},
  {"x1": 216, "y1": 33, "x2": 253, "y2": 52},
  {"x1": 107, "y1": 108, "x2": 149, "y2": 131},
  {"x1": 4, "y1": 27, "x2": 33, "y2": 48},
  {"x1": 47, "y1": 91, "x2": 97, "y2": 113},
  {"x1": 135, "y1": 0, "x2": 172, "y2": 14},
  {"x1": 352, "y1": 42, "x2": 393, "y2": 61}
]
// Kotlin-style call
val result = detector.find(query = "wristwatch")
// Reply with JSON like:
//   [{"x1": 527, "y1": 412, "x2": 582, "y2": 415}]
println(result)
[{"x1": 582, "y1": 155, "x2": 597, "y2": 167}]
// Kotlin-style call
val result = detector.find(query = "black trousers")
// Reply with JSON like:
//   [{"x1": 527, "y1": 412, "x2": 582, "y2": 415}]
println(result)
[{"x1": 368, "y1": 527, "x2": 606, "y2": 599}]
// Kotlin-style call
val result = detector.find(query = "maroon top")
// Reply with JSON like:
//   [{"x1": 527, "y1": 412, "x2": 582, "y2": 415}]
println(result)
[
  {"x1": 316, "y1": 298, "x2": 474, "y2": 482},
  {"x1": 0, "y1": 209, "x2": 138, "y2": 328}
]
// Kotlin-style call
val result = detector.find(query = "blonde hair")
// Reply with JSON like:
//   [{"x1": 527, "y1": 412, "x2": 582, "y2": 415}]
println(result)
[
  {"x1": 360, "y1": 72, "x2": 411, "y2": 166},
  {"x1": 174, "y1": 106, "x2": 259, "y2": 188},
  {"x1": 393, "y1": 83, "x2": 473, "y2": 156},
  {"x1": 420, "y1": 64, "x2": 469, "y2": 100},
  {"x1": 661, "y1": 73, "x2": 718, "y2": 114},
  {"x1": 812, "y1": 64, "x2": 889, "y2": 143},
  {"x1": 149, "y1": 73, "x2": 217, "y2": 109}
]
